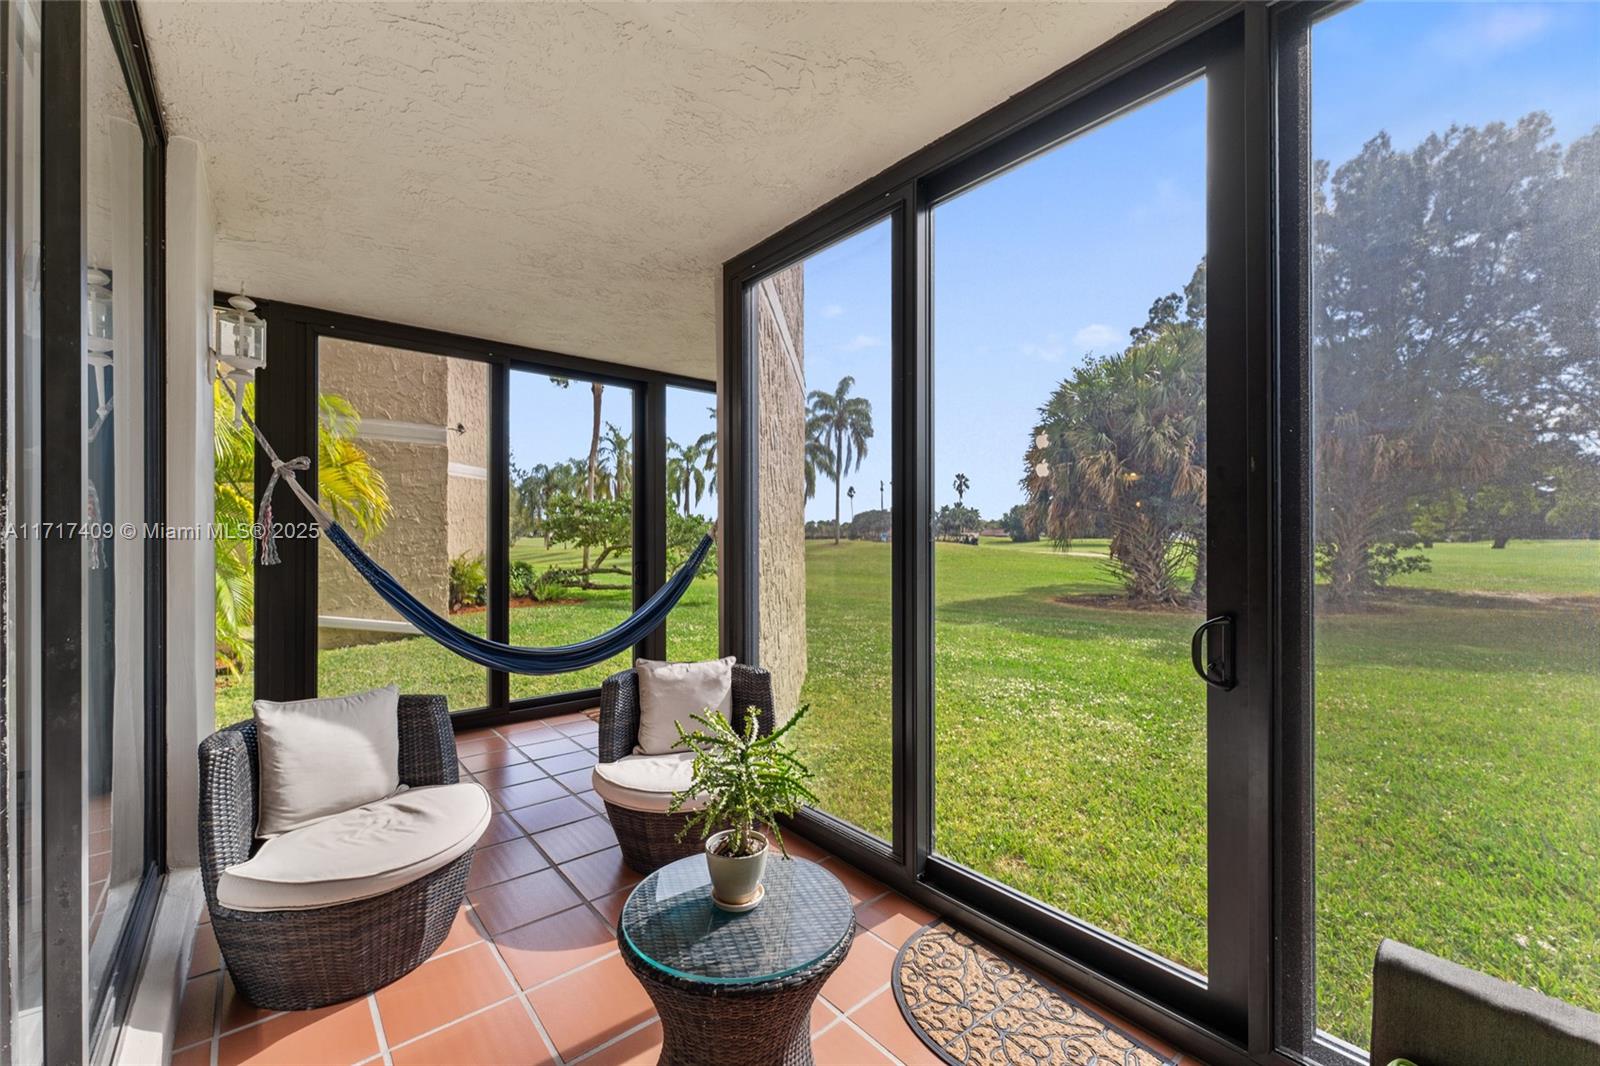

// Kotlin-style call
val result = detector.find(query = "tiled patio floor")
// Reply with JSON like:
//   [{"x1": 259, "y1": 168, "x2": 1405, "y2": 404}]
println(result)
[{"x1": 174, "y1": 713, "x2": 1196, "y2": 1065}]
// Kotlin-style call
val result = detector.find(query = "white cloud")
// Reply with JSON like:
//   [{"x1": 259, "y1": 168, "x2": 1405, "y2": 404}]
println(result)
[
  {"x1": 1430, "y1": 5, "x2": 1554, "y2": 60},
  {"x1": 1072, "y1": 323, "x2": 1118, "y2": 350},
  {"x1": 821, "y1": 303, "x2": 845, "y2": 319},
  {"x1": 1020, "y1": 333, "x2": 1067, "y2": 362},
  {"x1": 840, "y1": 333, "x2": 884, "y2": 352}
]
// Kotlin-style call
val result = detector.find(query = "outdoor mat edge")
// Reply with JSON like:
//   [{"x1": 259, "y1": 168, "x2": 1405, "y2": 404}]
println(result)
[{"x1": 891, "y1": 920, "x2": 1184, "y2": 1066}]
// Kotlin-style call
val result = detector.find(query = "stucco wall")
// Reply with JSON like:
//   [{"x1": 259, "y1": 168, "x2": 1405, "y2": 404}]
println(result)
[
  {"x1": 447, "y1": 358, "x2": 490, "y2": 561},
  {"x1": 316, "y1": 339, "x2": 487, "y2": 647},
  {"x1": 756, "y1": 265, "x2": 807, "y2": 719}
]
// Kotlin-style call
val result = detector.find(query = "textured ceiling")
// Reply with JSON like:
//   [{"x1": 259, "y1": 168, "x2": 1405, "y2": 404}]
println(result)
[{"x1": 142, "y1": 2, "x2": 1164, "y2": 378}]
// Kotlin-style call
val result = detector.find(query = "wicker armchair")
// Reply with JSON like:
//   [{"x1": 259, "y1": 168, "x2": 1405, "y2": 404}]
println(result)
[
  {"x1": 596, "y1": 663, "x2": 774, "y2": 874},
  {"x1": 198, "y1": 694, "x2": 471, "y2": 1010}
]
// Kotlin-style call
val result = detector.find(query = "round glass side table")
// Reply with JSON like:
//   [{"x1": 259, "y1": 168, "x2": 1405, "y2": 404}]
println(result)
[{"x1": 618, "y1": 854, "x2": 855, "y2": 1066}]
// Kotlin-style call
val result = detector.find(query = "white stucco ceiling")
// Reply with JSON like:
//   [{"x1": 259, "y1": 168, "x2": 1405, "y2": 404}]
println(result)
[{"x1": 142, "y1": 1, "x2": 1165, "y2": 379}]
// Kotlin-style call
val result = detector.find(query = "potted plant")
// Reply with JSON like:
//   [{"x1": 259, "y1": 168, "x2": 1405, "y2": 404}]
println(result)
[{"x1": 667, "y1": 705, "x2": 817, "y2": 910}]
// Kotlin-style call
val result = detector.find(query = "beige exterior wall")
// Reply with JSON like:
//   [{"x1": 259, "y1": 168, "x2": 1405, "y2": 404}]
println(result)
[
  {"x1": 447, "y1": 358, "x2": 491, "y2": 561},
  {"x1": 317, "y1": 339, "x2": 487, "y2": 647},
  {"x1": 755, "y1": 265, "x2": 807, "y2": 719}
]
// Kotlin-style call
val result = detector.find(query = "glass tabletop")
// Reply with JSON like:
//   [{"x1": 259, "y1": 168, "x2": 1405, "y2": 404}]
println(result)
[{"x1": 620, "y1": 855, "x2": 854, "y2": 985}]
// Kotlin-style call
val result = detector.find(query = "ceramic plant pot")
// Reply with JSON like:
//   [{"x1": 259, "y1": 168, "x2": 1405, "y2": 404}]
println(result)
[{"x1": 705, "y1": 829, "x2": 769, "y2": 910}]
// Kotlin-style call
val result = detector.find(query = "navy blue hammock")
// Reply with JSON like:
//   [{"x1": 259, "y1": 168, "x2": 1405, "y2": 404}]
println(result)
[{"x1": 235, "y1": 376, "x2": 711, "y2": 676}]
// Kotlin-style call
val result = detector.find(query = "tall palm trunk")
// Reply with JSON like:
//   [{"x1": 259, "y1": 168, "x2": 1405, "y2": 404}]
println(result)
[
  {"x1": 585, "y1": 382, "x2": 603, "y2": 570},
  {"x1": 833, "y1": 427, "x2": 843, "y2": 544}
]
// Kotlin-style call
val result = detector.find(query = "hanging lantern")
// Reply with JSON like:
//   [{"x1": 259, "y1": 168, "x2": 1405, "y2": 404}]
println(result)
[
  {"x1": 213, "y1": 292, "x2": 267, "y2": 427},
  {"x1": 85, "y1": 268, "x2": 114, "y2": 423}
]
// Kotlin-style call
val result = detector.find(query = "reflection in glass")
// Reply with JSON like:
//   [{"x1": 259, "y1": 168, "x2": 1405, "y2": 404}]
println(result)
[
  {"x1": 84, "y1": 5, "x2": 149, "y2": 1014},
  {"x1": 1304, "y1": 1, "x2": 1600, "y2": 1047},
  {"x1": 6, "y1": 0, "x2": 43, "y2": 1055}
]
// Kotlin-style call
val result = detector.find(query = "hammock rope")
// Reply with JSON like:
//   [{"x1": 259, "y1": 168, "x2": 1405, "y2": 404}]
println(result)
[{"x1": 220, "y1": 373, "x2": 712, "y2": 675}]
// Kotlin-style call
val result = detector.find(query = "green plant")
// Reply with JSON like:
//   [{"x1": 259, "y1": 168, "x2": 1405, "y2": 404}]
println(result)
[
  {"x1": 509, "y1": 559, "x2": 539, "y2": 599},
  {"x1": 448, "y1": 552, "x2": 487, "y2": 610},
  {"x1": 667, "y1": 705, "x2": 818, "y2": 858}
]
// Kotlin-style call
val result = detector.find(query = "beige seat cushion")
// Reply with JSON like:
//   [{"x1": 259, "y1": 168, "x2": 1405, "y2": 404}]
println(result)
[
  {"x1": 591, "y1": 752, "x2": 705, "y2": 813},
  {"x1": 217, "y1": 783, "x2": 490, "y2": 912},
  {"x1": 633, "y1": 657, "x2": 735, "y2": 755},
  {"x1": 253, "y1": 685, "x2": 402, "y2": 837}
]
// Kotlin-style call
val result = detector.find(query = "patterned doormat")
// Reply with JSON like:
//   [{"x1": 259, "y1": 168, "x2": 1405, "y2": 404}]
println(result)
[{"x1": 892, "y1": 922, "x2": 1182, "y2": 1066}]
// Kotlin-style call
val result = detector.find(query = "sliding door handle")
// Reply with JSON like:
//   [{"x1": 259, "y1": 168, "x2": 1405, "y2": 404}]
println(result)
[{"x1": 1190, "y1": 615, "x2": 1235, "y2": 690}]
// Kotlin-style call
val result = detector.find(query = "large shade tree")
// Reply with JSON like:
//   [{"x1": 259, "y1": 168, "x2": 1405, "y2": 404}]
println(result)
[
  {"x1": 1311, "y1": 115, "x2": 1598, "y2": 599},
  {"x1": 807, "y1": 375, "x2": 874, "y2": 545}
]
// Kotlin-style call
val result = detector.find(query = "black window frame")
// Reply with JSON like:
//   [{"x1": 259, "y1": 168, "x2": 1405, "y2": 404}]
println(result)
[
  {"x1": 721, "y1": 4, "x2": 1287, "y2": 1064},
  {"x1": 31, "y1": 1, "x2": 168, "y2": 1060},
  {"x1": 242, "y1": 299, "x2": 713, "y2": 728}
]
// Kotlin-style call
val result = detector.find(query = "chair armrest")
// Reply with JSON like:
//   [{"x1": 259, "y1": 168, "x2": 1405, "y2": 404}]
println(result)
[
  {"x1": 732, "y1": 664, "x2": 775, "y2": 738},
  {"x1": 597, "y1": 669, "x2": 640, "y2": 763},
  {"x1": 398, "y1": 695, "x2": 458, "y2": 787},
  {"x1": 198, "y1": 725, "x2": 257, "y2": 908}
]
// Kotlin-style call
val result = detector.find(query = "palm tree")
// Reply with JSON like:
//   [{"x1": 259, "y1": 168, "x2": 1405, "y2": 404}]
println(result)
[
  {"x1": 1025, "y1": 320, "x2": 1205, "y2": 606},
  {"x1": 599, "y1": 422, "x2": 632, "y2": 500},
  {"x1": 667, "y1": 436, "x2": 710, "y2": 515},
  {"x1": 847, "y1": 485, "x2": 856, "y2": 522},
  {"x1": 807, "y1": 376, "x2": 873, "y2": 544},
  {"x1": 953, "y1": 472, "x2": 970, "y2": 504},
  {"x1": 214, "y1": 382, "x2": 391, "y2": 674}
]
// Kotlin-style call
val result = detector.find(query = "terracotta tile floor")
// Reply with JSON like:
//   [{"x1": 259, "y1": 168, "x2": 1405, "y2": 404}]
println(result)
[{"x1": 175, "y1": 713, "x2": 1198, "y2": 1066}]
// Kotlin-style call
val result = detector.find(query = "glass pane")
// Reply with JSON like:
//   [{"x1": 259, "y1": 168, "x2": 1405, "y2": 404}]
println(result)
[
  {"x1": 506, "y1": 370, "x2": 637, "y2": 701},
  {"x1": 84, "y1": 5, "x2": 149, "y2": 1012},
  {"x1": 6, "y1": 0, "x2": 43, "y2": 1054},
  {"x1": 666, "y1": 385, "x2": 719, "y2": 661},
  {"x1": 931, "y1": 79, "x2": 1209, "y2": 972},
  {"x1": 754, "y1": 219, "x2": 895, "y2": 843},
  {"x1": 316, "y1": 340, "x2": 490, "y2": 711},
  {"x1": 1305, "y1": 1, "x2": 1600, "y2": 1048}
]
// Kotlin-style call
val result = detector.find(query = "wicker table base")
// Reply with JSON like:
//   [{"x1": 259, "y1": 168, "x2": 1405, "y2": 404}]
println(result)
[
  {"x1": 622, "y1": 931, "x2": 850, "y2": 1066},
  {"x1": 616, "y1": 856, "x2": 855, "y2": 1066}
]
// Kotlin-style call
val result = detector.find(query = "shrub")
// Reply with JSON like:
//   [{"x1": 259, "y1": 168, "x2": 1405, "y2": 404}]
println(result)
[{"x1": 448, "y1": 552, "x2": 487, "y2": 610}]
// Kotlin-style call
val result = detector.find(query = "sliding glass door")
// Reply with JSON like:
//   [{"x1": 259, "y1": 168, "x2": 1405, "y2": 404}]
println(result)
[
  {"x1": 730, "y1": 11, "x2": 1263, "y2": 1043},
  {"x1": 1278, "y1": 2, "x2": 1600, "y2": 1059},
  {"x1": 929, "y1": 73, "x2": 1213, "y2": 978}
]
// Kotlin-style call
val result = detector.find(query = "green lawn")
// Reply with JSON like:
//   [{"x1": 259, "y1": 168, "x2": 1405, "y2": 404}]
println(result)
[{"x1": 214, "y1": 535, "x2": 1599, "y2": 1046}]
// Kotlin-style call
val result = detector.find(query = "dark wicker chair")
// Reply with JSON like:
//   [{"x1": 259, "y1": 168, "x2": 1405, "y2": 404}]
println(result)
[
  {"x1": 198, "y1": 694, "x2": 471, "y2": 1010},
  {"x1": 597, "y1": 664, "x2": 774, "y2": 874}
]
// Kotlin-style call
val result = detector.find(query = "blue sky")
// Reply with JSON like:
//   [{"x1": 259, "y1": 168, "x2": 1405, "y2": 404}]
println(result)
[
  {"x1": 505, "y1": 2, "x2": 1598, "y2": 527},
  {"x1": 799, "y1": 0, "x2": 1599, "y2": 521},
  {"x1": 506, "y1": 374, "x2": 718, "y2": 520}
]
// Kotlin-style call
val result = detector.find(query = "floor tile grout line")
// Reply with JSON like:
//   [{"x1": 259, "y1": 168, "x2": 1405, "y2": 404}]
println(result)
[
  {"x1": 563, "y1": 1015, "x2": 660, "y2": 1065},
  {"x1": 365, "y1": 994, "x2": 394, "y2": 1066},
  {"x1": 476, "y1": 907, "x2": 565, "y2": 1066},
  {"x1": 834, "y1": 1009, "x2": 908, "y2": 1066},
  {"x1": 519, "y1": 946, "x2": 623, "y2": 994},
  {"x1": 207, "y1": 960, "x2": 224, "y2": 1066},
  {"x1": 380, "y1": 990, "x2": 522, "y2": 1056}
]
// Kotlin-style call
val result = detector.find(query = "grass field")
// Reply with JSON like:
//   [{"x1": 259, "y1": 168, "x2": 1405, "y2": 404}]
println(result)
[{"x1": 213, "y1": 535, "x2": 1599, "y2": 1046}]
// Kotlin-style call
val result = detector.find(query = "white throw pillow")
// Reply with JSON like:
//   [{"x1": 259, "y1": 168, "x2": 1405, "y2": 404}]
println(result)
[
  {"x1": 253, "y1": 685, "x2": 402, "y2": 837},
  {"x1": 633, "y1": 657, "x2": 735, "y2": 755}
]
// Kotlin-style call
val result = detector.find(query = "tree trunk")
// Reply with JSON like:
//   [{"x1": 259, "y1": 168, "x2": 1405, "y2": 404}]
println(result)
[
  {"x1": 832, "y1": 428, "x2": 843, "y2": 545},
  {"x1": 1491, "y1": 534, "x2": 1510, "y2": 549},
  {"x1": 585, "y1": 383, "x2": 603, "y2": 571},
  {"x1": 586, "y1": 383, "x2": 603, "y2": 502}
]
